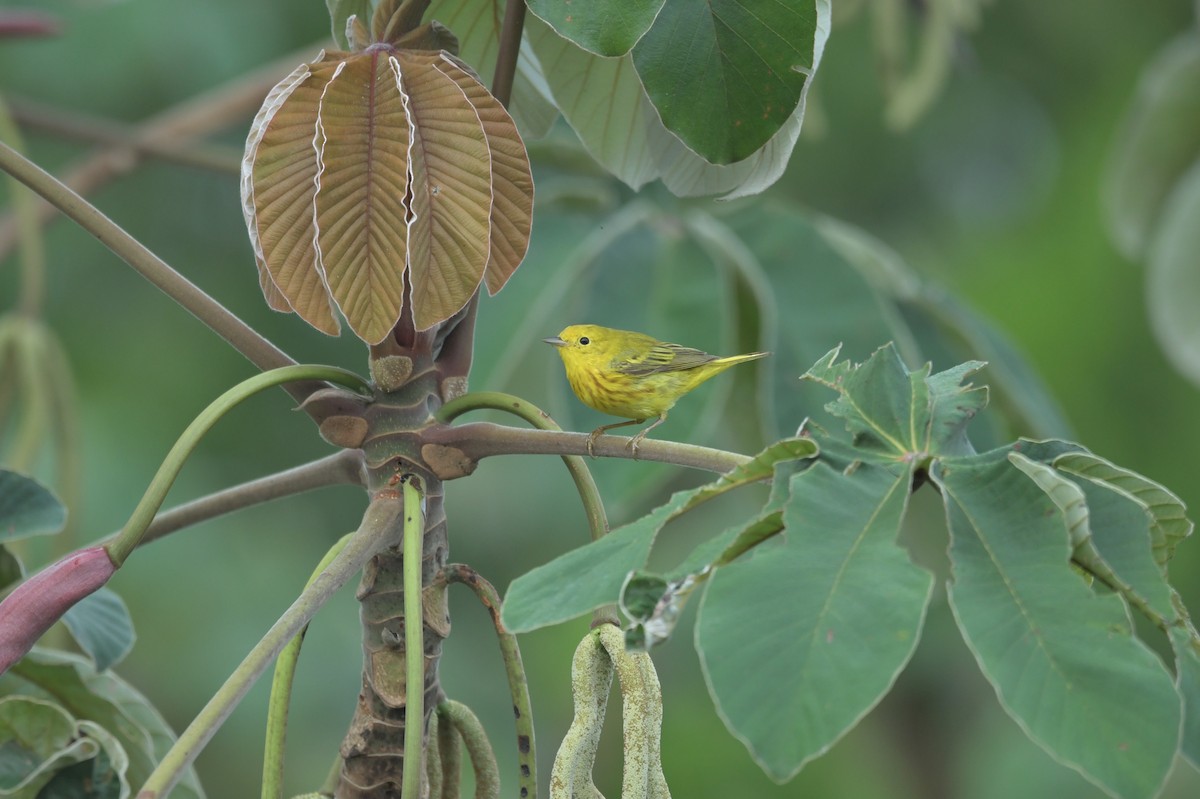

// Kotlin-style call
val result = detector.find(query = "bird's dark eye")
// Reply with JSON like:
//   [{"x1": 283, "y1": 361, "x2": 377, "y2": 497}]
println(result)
[{"x1": 579, "y1": 336, "x2": 590, "y2": 346}]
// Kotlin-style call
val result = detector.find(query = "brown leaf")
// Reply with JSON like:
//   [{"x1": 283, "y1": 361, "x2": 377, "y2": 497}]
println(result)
[
  {"x1": 314, "y1": 51, "x2": 413, "y2": 344},
  {"x1": 436, "y1": 54, "x2": 533, "y2": 295},
  {"x1": 243, "y1": 55, "x2": 342, "y2": 335},
  {"x1": 399, "y1": 51, "x2": 494, "y2": 330}
]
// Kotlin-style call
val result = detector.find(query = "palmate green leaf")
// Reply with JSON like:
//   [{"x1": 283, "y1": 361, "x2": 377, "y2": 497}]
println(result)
[
  {"x1": 802, "y1": 342, "x2": 986, "y2": 458},
  {"x1": 501, "y1": 438, "x2": 817, "y2": 633},
  {"x1": 1104, "y1": 33, "x2": 1200, "y2": 260},
  {"x1": 0, "y1": 650, "x2": 204, "y2": 799},
  {"x1": 1147, "y1": 160, "x2": 1200, "y2": 387},
  {"x1": 632, "y1": 0, "x2": 822, "y2": 165},
  {"x1": 527, "y1": 0, "x2": 665, "y2": 56},
  {"x1": 696, "y1": 460, "x2": 931, "y2": 782},
  {"x1": 61, "y1": 589, "x2": 135, "y2": 674},
  {"x1": 0, "y1": 469, "x2": 66, "y2": 543},
  {"x1": 936, "y1": 455, "x2": 1180, "y2": 799}
]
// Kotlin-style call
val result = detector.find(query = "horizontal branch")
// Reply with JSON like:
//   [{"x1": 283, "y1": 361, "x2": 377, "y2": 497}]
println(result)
[{"x1": 426, "y1": 422, "x2": 750, "y2": 475}]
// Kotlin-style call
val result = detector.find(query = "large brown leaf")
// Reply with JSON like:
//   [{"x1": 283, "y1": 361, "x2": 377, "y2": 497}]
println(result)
[
  {"x1": 398, "y1": 50, "x2": 493, "y2": 331},
  {"x1": 242, "y1": 55, "x2": 343, "y2": 335},
  {"x1": 314, "y1": 51, "x2": 413, "y2": 344}
]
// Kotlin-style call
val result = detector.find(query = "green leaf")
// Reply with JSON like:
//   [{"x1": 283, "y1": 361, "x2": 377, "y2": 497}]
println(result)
[
  {"x1": 501, "y1": 438, "x2": 817, "y2": 632},
  {"x1": 0, "y1": 470, "x2": 66, "y2": 543},
  {"x1": 525, "y1": 8, "x2": 829, "y2": 198},
  {"x1": 61, "y1": 589, "x2": 135, "y2": 673},
  {"x1": 632, "y1": 0, "x2": 823, "y2": 165},
  {"x1": 1054, "y1": 451, "x2": 1192, "y2": 569},
  {"x1": 1104, "y1": 33, "x2": 1200, "y2": 260},
  {"x1": 697, "y1": 460, "x2": 931, "y2": 782},
  {"x1": 0, "y1": 650, "x2": 204, "y2": 799},
  {"x1": 1147, "y1": 159, "x2": 1200, "y2": 387},
  {"x1": 936, "y1": 455, "x2": 1181, "y2": 799},
  {"x1": 802, "y1": 342, "x2": 986, "y2": 458},
  {"x1": 527, "y1": 0, "x2": 665, "y2": 56}
]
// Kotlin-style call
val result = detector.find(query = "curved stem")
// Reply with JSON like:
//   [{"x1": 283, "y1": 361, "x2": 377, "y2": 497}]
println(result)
[
  {"x1": 137, "y1": 497, "x2": 404, "y2": 799},
  {"x1": 426, "y1": 421, "x2": 751, "y2": 475},
  {"x1": 0, "y1": 141, "x2": 329, "y2": 406},
  {"x1": 105, "y1": 365, "x2": 370, "y2": 567},
  {"x1": 113, "y1": 449, "x2": 365, "y2": 549},
  {"x1": 436, "y1": 563, "x2": 536, "y2": 799},
  {"x1": 402, "y1": 476, "x2": 425, "y2": 799},
  {"x1": 438, "y1": 392, "x2": 608, "y2": 542},
  {"x1": 262, "y1": 532, "x2": 354, "y2": 799},
  {"x1": 438, "y1": 700, "x2": 500, "y2": 799}
]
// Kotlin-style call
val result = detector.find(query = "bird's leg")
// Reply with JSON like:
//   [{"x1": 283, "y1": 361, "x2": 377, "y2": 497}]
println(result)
[
  {"x1": 586, "y1": 418, "x2": 645, "y2": 457},
  {"x1": 627, "y1": 413, "x2": 667, "y2": 459}
]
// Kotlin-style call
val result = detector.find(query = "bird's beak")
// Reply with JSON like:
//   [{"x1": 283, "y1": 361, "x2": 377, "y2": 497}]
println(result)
[{"x1": 543, "y1": 336, "x2": 566, "y2": 347}]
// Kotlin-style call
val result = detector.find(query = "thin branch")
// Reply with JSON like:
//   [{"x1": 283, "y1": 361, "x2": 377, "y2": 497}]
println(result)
[
  {"x1": 0, "y1": 140, "x2": 333, "y2": 405},
  {"x1": 490, "y1": 0, "x2": 527, "y2": 107},
  {"x1": 5, "y1": 96, "x2": 242, "y2": 173},
  {"x1": 119, "y1": 449, "x2": 366, "y2": 549},
  {"x1": 136, "y1": 497, "x2": 405, "y2": 799},
  {"x1": 426, "y1": 422, "x2": 751, "y2": 475}
]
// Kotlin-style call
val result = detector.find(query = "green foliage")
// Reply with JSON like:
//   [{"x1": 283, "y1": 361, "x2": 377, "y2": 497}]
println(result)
[
  {"x1": 61, "y1": 590, "x2": 135, "y2": 674},
  {"x1": 503, "y1": 342, "x2": 1200, "y2": 797},
  {"x1": 501, "y1": 438, "x2": 818, "y2": 633},
  {"x1": 526, "y1": 0, "x2": 664, "y2": 57},
  {"x1": 697, "y1": 460, "x2": 930, "y2": 782},
  {"x1": 937, "y1": 453, "x2": 1181, "y2": 799},
  {"x1": 0, "y1": 650, "x2": 204, "y2": 799}
]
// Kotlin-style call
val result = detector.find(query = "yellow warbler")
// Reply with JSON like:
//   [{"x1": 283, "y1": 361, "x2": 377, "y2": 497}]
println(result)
[{"x1": 544, "y1": 324, "x2": 768, "y2": 455}]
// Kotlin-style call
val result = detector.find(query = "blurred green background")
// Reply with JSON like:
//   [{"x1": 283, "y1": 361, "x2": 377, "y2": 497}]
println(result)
[{"x1": 2, "y1": 0, "x2": 1200, "y2": 797}]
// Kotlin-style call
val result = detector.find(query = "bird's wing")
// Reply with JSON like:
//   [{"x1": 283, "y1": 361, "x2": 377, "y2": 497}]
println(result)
[{"x1": 616, "y1": 343, "x2": 717, "y2": 375}]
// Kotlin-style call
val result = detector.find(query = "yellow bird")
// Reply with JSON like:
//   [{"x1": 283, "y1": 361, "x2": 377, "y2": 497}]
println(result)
[{"x1": 544, "y1": 324, "x2": 769, "y2": 455}]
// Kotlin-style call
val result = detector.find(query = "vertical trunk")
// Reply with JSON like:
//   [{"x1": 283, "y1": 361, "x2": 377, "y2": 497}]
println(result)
[{"x1": 335, "y1": 353, "x2": 452, "y2": 798}]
